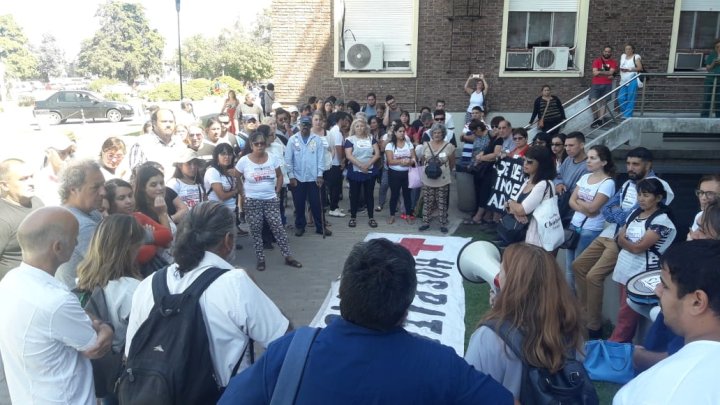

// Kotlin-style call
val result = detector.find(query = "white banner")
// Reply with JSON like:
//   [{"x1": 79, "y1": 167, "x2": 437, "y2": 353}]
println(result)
[{"x1": 310, "y1": 233, "x2": 470, "y2": 356}]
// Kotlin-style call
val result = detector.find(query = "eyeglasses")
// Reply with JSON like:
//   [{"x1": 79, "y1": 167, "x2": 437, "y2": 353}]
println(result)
[
  {"x1": 696, "y1": 190, "x2": 718, "y2": 199},
  {"x1": 219, "y1": 121, "x2": 230, "y2": 125},
  {"x1": 253, "y1": 142, "x2": 267, "y2": 147},
  {"x1": 105, "y1": 152, "x2": 124, "y2": 160},
  {"x1": 434, "y1": 117, "x2": 445, "y2": 121},
  {"x1": 491, "y1": 126, "x2": 498, "y2": 129},
  {"x1": 513, "y1": 137, "x2": 526, "y2": 141},
  {"x1": 188, "y1": 132, "x2": 203, "y2": 137},
  {"x1": 551, "y1": 143, "x2": 564, "y2": 147}
]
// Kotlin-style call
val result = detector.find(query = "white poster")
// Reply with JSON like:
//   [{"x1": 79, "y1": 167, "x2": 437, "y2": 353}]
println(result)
[{"x1": 310, "y1": 233, "x2": 470, "y2": 356}]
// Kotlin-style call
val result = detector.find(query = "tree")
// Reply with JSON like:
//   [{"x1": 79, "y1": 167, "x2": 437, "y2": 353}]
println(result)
[
  {"x1": 76, "y1": 1, "x2": 165, "y2": 84},
  {"x1": 180, "y1": 34, "x2": 273, "y2": 82},
  {"x1": 0, "y1": 14, "x2": 38, "y2": 79},
  {"x1": 251, "y1": 8, "x2": 272, "y2": 46},
  {"x1": 36, "y1": 33, "x2": 66, "y2": 82}
]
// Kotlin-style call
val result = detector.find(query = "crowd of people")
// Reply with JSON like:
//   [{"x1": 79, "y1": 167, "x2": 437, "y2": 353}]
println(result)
[{"x1": 0, "y1": 72, "x2": 719, "y2": 404}]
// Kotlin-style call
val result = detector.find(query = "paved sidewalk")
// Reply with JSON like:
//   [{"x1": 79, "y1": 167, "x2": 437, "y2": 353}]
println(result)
[{"x1": 229, "y1": 184, "x2": 469, "y2": 327}]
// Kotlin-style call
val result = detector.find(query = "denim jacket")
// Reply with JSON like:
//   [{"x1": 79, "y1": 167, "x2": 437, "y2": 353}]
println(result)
[{"x1": 284, "y1": 133, "x2": 325, "y2": 182}]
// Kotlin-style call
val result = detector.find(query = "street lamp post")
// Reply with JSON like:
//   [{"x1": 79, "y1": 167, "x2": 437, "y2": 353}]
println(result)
[
  {"x1": 221, "y1": 63, "x2": 226, "y2": 77},
  {"x1": 175, "y1": 0, "x2": 183, "y2": 100}
]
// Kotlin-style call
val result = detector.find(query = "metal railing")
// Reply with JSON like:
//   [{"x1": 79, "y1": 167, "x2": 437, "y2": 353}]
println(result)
[{"x1": 528, "y1": 72, "x2": 720, "y2": 139}]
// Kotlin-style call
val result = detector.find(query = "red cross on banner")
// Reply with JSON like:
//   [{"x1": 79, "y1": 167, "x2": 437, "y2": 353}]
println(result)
[{"x1": 399, "y1": 237, "x2": 443, "y2": 256}]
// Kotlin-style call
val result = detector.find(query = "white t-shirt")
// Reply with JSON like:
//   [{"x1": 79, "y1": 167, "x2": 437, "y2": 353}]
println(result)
[
  {"x1": 204, "y1": 166, "x2": 236, "y2": 209},
  {"x1": 235, "y1": 154, "x2": 281, "y2": 200},
  {"x1": 613, "y1": 340, "x2": 720, "y2": 405},
  {"x1": 613, "y1": 211, "x2": 676, "y2": 284},
  {"x1": 570, "y1": 175, "x2": 615, "y2": 231},
  {"x1": 315, "y1": 132, "x2": 332, "y2": 171},
  {"x1": 0, "y1": 263, "x2": 97, "y2": 405},
  {"x1": 619, "y1": 53, "x2": 641, "y2": 84},
  {"x1": 386, "y1": 141, "x2": 413, "y2": 172},
  {"x1": 267, "y1": 139, "x2": 289, "y2": 186},
  {"x1": 467, "y1": 91, "x2": 485, "y2": 112},
  {"x1": 328, "y1": 126, "x2": 344, "y2": 166},
  {"x1": 126, "y1": 252, "x2": 288, "y2": 386},
  {"x1": 103, "y1": 276, "x2": 141, "y2": 352},
  {"x1": 167, "y1": 178, "x2": 204, "y2": 209},
  {"x1": 691, "y1": 211, "x2": 703, "y2": 232}
]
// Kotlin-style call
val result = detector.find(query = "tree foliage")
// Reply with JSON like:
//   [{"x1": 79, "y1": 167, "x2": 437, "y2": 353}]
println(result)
[
  {"x1": 76, "y1": 1, "x2": 165, "y2": 85},
  {"x1": 0, "y1": 14, "x2": 38, "y2": 79},
  {"x1": 178, "y1": 8, "x2": 273, "y2": 83},
  {"x1": 36, "y1": 33, "x2": 66, "y2": 82}
]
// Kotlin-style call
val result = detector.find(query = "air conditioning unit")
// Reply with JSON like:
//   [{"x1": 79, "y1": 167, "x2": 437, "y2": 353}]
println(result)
[
  {"x1": 675, "y1": 53, "x2": 704, "y2": 70},
  {"x1": 533, "y1": 47, "x2": 570, "y2": 71},
  {"x1": 345, "y1": 41, "x2": 384, "y2": 71},
  {"x1": 506, "y1": 51, "x2": 533, "y2": 70}
]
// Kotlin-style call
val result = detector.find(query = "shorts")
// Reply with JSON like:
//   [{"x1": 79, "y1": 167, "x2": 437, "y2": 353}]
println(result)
[{"x1": 589, "y1": 84, "x2": 612, "y2": 101}]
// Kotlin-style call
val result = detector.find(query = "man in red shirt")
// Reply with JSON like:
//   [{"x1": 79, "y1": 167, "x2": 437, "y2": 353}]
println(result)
[{"x1": 590, "y1": 46, "x2": 618, "y2": 128}]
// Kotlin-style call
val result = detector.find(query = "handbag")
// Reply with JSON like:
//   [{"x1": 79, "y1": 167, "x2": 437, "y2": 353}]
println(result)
[
  {"x1": 408, "y1": 166, "x2": 423, "y2": 189},
  {"x1": 584, "y1": 340, "x2": 635, "y2": 384},
  {"x1": 561, "y1": 217, "x2": 587, "y2": 250},
  {"x1": 497, "y1": 213, "x2": 528, "y2": 244},
  {"x1": 533, "y1": 182, "x2": 564, "y2": 251},
  {"x1": 537, "y1": 97, "x2": 551, "y2": 129},
  {"x1": 424, "y1": 142, "x2": 448, "y2": 180}
]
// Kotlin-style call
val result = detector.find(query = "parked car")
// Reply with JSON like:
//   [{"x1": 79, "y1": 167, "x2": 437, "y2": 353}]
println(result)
[{"x1": 33, "y1": 90, "x2": 134, "y2": 124}]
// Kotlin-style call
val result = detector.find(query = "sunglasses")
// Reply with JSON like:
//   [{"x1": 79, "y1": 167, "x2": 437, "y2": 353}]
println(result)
[
  {"x1": 253, "y1": 142, "x2": 267, "y2": 147},
  {"x1": 434, "y1": 117, "x2": 445, "y2": 121},
  {"x1": 491, "y1": 126, "x2": 498, "y2": 129},
  {"x1": 524, "y1": 158, "x2": 536, "y2": 164},
  {"x1": 551, "y1": 143, "x2": 564, "y2": 147},
  {"x1": 219, "y1": 121, "x2": 230, "y2": 125}
]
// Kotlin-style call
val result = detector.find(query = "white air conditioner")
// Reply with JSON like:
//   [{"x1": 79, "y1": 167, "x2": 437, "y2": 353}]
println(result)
[
  {"x1": 506, "y1": 51, "x2": 533, "y2": 69},
  {"x1": 345, "y1": 41, "x2": 384, "y2": 71},
  {"x1": 533, "y1": 47, "x2": 570, "y2": 71},
  {"x1": 675, "y1": 53, "x2": 704, "y2": 70}
]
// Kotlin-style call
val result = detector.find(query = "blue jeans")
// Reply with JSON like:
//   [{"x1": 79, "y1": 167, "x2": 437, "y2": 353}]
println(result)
[
  {"x1": 566, "y1": 228, "x2": 602, "y2": 293},
  {"x1": 618, "y1": 79, "x2": 638, "y2": 118}
]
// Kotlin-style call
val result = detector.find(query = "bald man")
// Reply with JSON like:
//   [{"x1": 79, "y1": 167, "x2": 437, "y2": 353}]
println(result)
[
  {"x1": 0, "y1": 207, "x2": 113, "y2": 405},
  {"x1": 0, "y1": 158, "x2": 44, "y2": 280}
]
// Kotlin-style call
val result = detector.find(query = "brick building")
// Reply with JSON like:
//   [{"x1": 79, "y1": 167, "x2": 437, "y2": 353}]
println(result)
[{"x1": 270, "y1": 0, "x2": 718, "y2": 116}]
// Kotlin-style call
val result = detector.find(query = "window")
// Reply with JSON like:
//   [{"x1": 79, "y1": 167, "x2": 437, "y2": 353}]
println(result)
[
  {"x1": 669, "y1": 0, "x2": 719, "y2": 71},
  {"x1": 500, "y1": 0, "x2": 589, "y2": 76},
  {"x1": 677, "y1": 11, "x2": 720, "y2": 49},
  {"x1": 507, "y1": 12, "x2": 576, "y2": 49},
  {"x1": 334, "y1": 0, "x2": 418, "y2": 77}
]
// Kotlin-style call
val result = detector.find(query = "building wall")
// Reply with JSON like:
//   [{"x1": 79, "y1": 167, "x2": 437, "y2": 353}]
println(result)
[{"x1": 271, "y1": 0, "x2": 678, "y2": 114}]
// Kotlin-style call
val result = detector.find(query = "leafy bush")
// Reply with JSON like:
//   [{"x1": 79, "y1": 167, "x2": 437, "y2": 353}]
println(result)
[
  {"x1": 89, "y1": 78, "x2": 119, "y2": 93},
  {"x1": 17, "y1": 94, "x2": 35, "y2": 107},
  {"x1": 103, "y1": 92, "x2": 128, "y2": 102},
  {"x1": 213, "y1": 76, "x2": 245, "y2": 96},
  {"x1": 144, "y1": 79, "x2": 213, "y2": 102}
]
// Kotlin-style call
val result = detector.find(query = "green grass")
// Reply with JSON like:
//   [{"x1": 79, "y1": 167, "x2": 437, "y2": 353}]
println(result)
[{"x1": 454, "y1": 223, "x2": 622, "y2": 404}]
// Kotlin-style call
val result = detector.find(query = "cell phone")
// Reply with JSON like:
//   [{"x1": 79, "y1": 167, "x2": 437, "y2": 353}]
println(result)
[{"x1": 472, "y1": 74, "x2": 480, "y2": 78}]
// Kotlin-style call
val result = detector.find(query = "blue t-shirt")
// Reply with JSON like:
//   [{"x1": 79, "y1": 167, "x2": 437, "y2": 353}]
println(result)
[{"x1": 220, "y1": 317, "x2": 513, "y2": 405}]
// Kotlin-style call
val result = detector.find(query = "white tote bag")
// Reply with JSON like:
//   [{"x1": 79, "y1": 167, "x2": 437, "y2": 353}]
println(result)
[{"x1": 534, "y1": 185, "x2": 565, "y2": 251}]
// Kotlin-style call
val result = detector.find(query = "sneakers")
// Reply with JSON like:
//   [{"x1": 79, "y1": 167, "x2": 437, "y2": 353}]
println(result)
[
  {"x1": 418, "y1": 224, "x2": 430, "y2": 231},
  {"x1": 328, "y1": 209, "x2": 346, "y2": 217}
]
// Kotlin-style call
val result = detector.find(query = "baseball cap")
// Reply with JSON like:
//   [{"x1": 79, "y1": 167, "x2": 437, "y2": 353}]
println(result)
[
  {"x1": 175, "y1": 148, "x2": 201, "y2": 164},
  {"x1": 299, "y1": 117, "x2": 312, "y2": 126},
  {"x1": 288, "y1": 106, "x2": 299, "y2": 113},
  {"x1": 243, "y1": 115, "x2": 257, "y2": 123}
]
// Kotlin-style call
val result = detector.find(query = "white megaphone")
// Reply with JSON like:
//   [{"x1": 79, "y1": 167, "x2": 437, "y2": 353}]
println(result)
[{"x1": 456, "y1": 241, "x2": 502, "y2": 285}]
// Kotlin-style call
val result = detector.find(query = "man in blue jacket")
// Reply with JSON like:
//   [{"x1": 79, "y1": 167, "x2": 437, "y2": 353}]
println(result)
[{"x1": 220, "y1": 238, "x2": 514, "y2": 405}]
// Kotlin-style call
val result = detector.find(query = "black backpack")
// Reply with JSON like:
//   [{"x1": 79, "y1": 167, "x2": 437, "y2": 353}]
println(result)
[
  {"x1": 424, "y1": 142, "x2": 448, "y2": 179},
  {"x1": 483, "y1": 320, "x2": 599, "y2": 405},
  {"x1": 117, "y1": 266, "x2": 230, "y2": 405},
  {"x1": 624, "y1": 206, "x2": 678, "y2": 266}
]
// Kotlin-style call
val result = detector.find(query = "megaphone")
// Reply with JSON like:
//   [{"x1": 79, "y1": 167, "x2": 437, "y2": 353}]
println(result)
[{"x1": 456, "y1": 241, "x2": 502, "y2": 285}]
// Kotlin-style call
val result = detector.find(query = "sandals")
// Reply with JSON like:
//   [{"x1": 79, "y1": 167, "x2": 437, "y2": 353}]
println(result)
[
  {"x1": 256, "y1": 261, "x2": 266, "y2": 271},
  {"x1": 348, "y1": 218, "x2": 357, "y2": 227},
  {"x1": 387, "y1": 216, "x2": 395, "y2": 224},
  {"x1": 285, "y1": 258, "x2": 303, "y2": 268},
  {"x1": 368, "y1": 219, "x2": 378, "y2": 228},
  {"x1": 462, "y1": 217, "x2": 483, "y2": 225}
]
